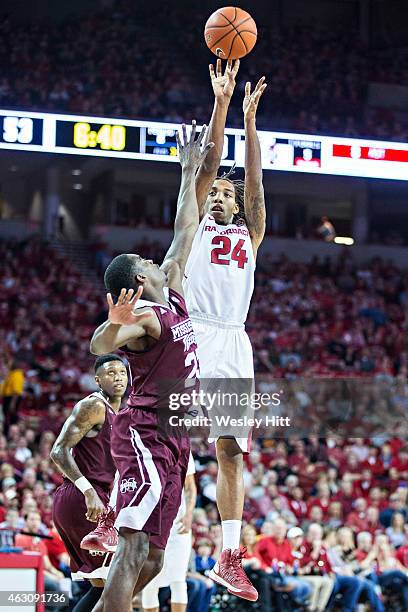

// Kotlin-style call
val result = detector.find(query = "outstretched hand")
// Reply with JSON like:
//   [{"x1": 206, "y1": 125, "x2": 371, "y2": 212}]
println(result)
[
  {"x1": 209, "y1": 58, "x2": 240, "y2": 106},
  {"x1": 243, "y1": 76, "x2": 267, "y2": 121},
  {"x1": 106, "y1": 287, "x2": 152, "y2": 326},
  {"x1": 176, "y1": 121, "x2": 214, "y2": 172}
]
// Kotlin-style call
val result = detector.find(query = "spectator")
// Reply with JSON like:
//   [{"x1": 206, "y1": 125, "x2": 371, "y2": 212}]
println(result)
[
  {"x1": 15, "y1": 511, "x2": 65, "y2": 599},
  {"x1": 288, "y1": 526, "x2": 334, "y2": 612},
  {"x1": 333, "y1": 527, "x2": 384, "y2": 611},
  {"x1": 186, "y1": 550, "x2": 217, "y2": 612},
  {"x1": 1, "y1": 360, "x2": 24, "y2": 430},
  {"x1": 255, "y1": 518, "x2": 312, "y2": 609},
  {"x1": 386, "y1": 511, "x2": 407, "y2": 549},
  {"x1": 195, "y1": 539, "x2": 216, "y2": 575},
  {"x1": 300, "y1": 523, "x2": 363, "y2": 612},
  {"x1": 240, "y1": 524, "x2": 272, "y2": 608},
  {"x1": 380, "y1": 493, "x2": 408, "y2": 528},
  {"x1": 358, "y1": 533, "x2": 408, "y2": 609}
]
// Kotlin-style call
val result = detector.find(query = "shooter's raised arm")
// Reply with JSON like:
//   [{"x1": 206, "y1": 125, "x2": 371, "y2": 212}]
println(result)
[
  {"x1": 243, "y1": 77, "x2": 267, "y2": 256},
  {"x1": 195, "y1": 59, "x2": 239, "y2": 215}
]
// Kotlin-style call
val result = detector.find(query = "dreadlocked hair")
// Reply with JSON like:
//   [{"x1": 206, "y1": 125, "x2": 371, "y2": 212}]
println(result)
[{"x1": 217, "y1": 163, "x2": 246, "y2": 225}]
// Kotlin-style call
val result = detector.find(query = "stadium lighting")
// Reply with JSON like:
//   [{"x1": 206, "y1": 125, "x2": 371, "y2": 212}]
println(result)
[
  {"x1": 73, "y1": 183, "x2": 82, "y2": 190},
  {"x1": 334, "y1": 237, "x2": 354, "y2": 245}
]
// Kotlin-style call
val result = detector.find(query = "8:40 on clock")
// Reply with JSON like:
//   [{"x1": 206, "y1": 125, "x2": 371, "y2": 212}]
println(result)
[{"x1": 73, "y1": 122, "x2": 126, "y2": 151}]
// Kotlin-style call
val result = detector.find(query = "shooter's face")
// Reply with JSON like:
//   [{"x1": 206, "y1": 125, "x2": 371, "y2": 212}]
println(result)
[
  {"x1": 206, "y1": 179, "x2": 239, "y2": 225},
  {"x1": 96, "y1": 361, "x2": 128, "y2": 398}
]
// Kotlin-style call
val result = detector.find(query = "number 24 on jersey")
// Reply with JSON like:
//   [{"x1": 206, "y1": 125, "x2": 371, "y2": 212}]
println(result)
[{"x1": 210, "y1": 236, "x2": 248, "y2": 269}]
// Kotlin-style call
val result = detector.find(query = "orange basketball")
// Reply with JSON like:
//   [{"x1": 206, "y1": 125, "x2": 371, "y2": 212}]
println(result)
[{"x1": 204, "y1": 7, "x2": 257, "y2": 60}]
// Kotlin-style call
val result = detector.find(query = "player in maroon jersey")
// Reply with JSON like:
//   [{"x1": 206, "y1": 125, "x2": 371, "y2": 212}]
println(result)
[
  {"x1": 50, "y1": 354, "x2": 128, "y2": 612},
  {"x1": 88, "y1": 122, "x2": 213, "y2": 612}
]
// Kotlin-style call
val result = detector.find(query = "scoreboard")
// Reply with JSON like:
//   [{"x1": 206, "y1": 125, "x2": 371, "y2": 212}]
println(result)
[{"x1": 0, "y1": 109, "x2": 407, "y2": 181}]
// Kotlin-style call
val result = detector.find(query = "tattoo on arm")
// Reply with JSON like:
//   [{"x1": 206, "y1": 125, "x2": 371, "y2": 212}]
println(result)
[
  {"x1": 244, "y1": 117, "x2": 266, "y2": 253},
  {"x1": 50, "y1": 398, "x2": 105, "y2": 483},
  {"x1": 245, "y1": 188, "x2": 266, "y2": 252}
]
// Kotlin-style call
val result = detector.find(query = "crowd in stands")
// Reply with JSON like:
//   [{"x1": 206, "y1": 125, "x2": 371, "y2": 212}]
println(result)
[
  {"x1": 0, "y1": 236, "x2": 407, "y2": 610},
  {"x1": 1, "y1": 0, "x2": 407, "y2": 140}
]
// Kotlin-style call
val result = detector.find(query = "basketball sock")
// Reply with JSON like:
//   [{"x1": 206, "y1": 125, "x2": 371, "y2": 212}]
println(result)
[
  {"x1": 221, "y1": 519, "x2": 242, "y2": 552},
  {"x1": 72, "y1": 586, "x2": 103, "y2": 612}
]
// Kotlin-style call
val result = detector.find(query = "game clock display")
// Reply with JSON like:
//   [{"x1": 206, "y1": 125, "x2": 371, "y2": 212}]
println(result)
[
  {"x1": 0, "y1": 109, "x2": 407, "y2": 181},
  {"x1": 55, "y1": 120, "x2": 139, "y2": 153}
]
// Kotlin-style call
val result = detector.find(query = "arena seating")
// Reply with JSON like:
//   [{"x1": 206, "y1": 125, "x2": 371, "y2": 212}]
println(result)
[
  {"x1": 0, "y1": 235, "x2": 407, "y2": 609},
  {"x1": 0, "y1": 0, "x2": 407, "y2": 140}
]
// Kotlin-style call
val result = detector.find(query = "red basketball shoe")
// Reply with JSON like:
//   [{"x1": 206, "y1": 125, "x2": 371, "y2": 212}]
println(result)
[
  {"x1": 208, "y1": 548, "x2": 258, "y2": 602},
  {"x1": 80, "y1": 508, "x2": 117, "y2": 553}
]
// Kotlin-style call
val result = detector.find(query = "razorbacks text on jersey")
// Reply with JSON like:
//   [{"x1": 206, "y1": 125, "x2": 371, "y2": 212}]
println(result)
[{"x1": 183, "y1": 214, "x2": 255, "y2": 324}]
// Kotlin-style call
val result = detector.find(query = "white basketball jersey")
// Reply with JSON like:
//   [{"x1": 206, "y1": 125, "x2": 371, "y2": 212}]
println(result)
[{"x1": 183, "y1": 214, "x2": 255, "y2": 324}]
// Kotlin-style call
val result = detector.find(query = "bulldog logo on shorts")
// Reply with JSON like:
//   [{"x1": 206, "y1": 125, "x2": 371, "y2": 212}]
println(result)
[{"x1": 120, "y1": 477, "x2": 138, "y2": 493}]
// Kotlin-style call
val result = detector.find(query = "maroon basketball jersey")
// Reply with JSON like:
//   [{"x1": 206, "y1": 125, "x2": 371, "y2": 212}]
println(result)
[
  {"x1": 122, "y1": 288, "x2": 199, "y2": 411},
  {"x1": 71, "y1": 392, "x2": 116, "y2": 488}
]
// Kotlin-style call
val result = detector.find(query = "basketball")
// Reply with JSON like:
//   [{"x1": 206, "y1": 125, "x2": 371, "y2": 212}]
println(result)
[{"x1": 204, "y1": 7, "x2": 257, "y2": 60}]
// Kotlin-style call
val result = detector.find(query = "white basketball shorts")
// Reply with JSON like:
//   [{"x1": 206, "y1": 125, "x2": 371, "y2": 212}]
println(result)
[{"x1": 190, "y1": 312, "x2": 254, "y2": 453}]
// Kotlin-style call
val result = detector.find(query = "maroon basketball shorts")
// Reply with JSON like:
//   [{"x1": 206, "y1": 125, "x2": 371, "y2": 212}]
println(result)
[
  {"x1": 53, "y1": 480, "x2": 113, "y2": 580},
  {"x1": 109, "y1": 406, "x2": 190, "y2": 550}
]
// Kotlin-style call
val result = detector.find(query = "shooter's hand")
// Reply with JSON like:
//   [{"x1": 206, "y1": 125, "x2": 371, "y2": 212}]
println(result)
[{"x1": 243, "y1": 76, "x2": 267, "y2": 122}]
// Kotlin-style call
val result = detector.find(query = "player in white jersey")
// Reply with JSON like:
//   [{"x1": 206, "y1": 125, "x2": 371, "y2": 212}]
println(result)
[
  {"x1": 142, "y1": 453, "x2": 196, "y2": 612},
  {"x1": 183, "y1": 60, "x2": 267, "y2": 602}
]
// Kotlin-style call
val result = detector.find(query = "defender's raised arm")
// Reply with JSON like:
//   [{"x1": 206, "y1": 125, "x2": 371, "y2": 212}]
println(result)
[{"x1": 162, "y1": 121, "x2": 214, "y2": 282}]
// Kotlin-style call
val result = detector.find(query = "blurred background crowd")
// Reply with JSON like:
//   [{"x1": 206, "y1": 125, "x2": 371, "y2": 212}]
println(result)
[
  {"x1": 0, "y1": 0, "x2": 407, "y2": 140},
  {"x1": 0, "y1": 236, "x2": 407, "y2": 610},
  {"x1": 0, "y1": 0, "x2": 407, "y2": 609}
]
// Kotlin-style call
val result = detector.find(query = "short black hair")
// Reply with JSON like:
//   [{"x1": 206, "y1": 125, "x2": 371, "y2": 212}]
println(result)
[
  {"x1": 104, "y1": 254, "x2": 140, "y2": 299},
  {"x1": 94, "y1": 354, "x2": 126, "y2": 373}
]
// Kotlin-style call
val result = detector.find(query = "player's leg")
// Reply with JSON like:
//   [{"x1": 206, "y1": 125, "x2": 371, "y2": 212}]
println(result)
[
  {"x1": 169, "y1": 583, "x2": 188, "y2": 612},
  {"x1": 132, "y1": 543, "x2": 164, "y2": 595},
  {"x1": 72, "y1": 583, "x2": 103, "y2": 612},
  {"x1": 167, "y1": 529, "x2": 192, "y2": 612},
  {"x1": 96, "y1": 528, "x2": 150, "y2": 612},
  {"x1": 142, "y1": 579, "x2": 160, "y2": 612},
  {"x1": 216, "y1": 328, "x2": 254, "y2": 552},
  {"x1": 208, "y1": 329, "x2": 258, "y2": 601},
  {"x1": 216, "y1": 437, "x2": 244, "y2": 550},
  {"x1": 210, "y1": 437, "x2": 259, "y2": 601}
]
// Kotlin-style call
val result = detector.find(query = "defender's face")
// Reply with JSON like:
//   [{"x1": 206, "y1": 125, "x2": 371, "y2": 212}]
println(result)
[
  {"x1": 206, "y1": 179, "x2": 239, "y2": 225},
  {"x1": 130, "y1": 254, "x2": 167, "y2": 287},
  {"x1": 96, "y1": 361, "x2": 128, "y2": 398}
]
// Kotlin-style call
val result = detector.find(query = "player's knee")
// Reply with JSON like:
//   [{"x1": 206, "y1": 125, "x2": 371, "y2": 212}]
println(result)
[
  {"x1": 170, "y1": 580, "x2": 188, "y2": 604},
  {"x1": 116, "y1": 529, "x2": 149, "y2": 567},
  {"x1": 216, "y1": 438, "x2": 243, "y2": 467}
]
